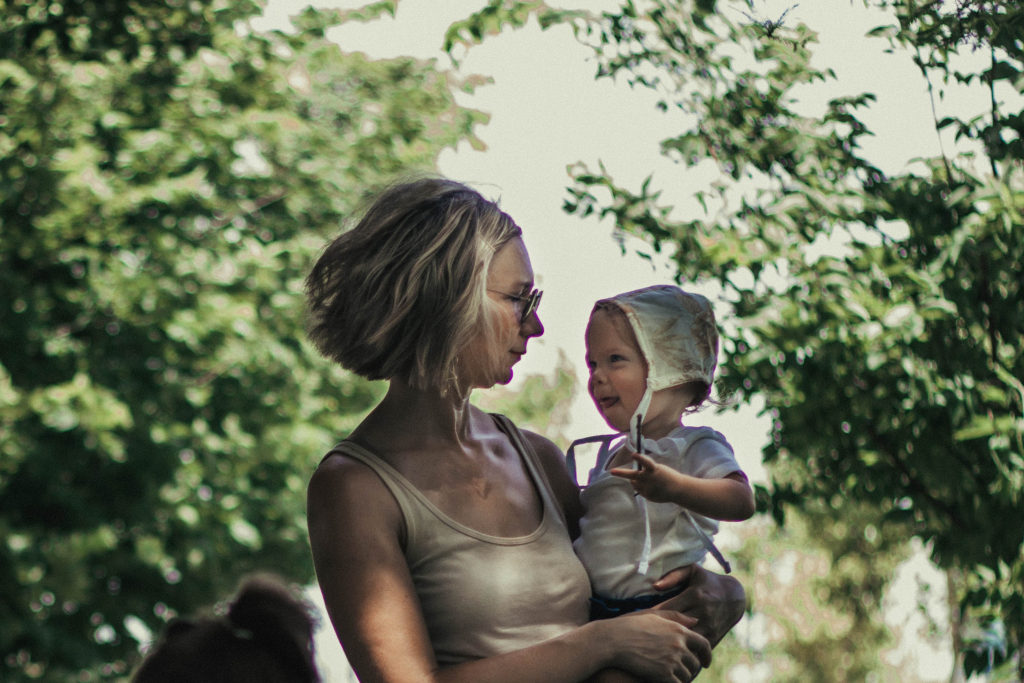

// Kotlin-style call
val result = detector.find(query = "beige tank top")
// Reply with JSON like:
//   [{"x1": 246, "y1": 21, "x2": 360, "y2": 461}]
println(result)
[{"x1": 326, "y1": 414, "x2": 592, "y2": 665}]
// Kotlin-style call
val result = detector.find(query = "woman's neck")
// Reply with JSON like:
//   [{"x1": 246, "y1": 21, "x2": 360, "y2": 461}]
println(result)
[{"x1": 353, "y1": 378, "x2": 480, "y2": 450}]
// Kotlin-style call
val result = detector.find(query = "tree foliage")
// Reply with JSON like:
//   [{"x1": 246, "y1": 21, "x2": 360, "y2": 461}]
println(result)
[
  {"x1": 706, "y1": 504, "x2": 915, "y2": 682},
  {"x1": 450, "y1": 0, "x2": 1023, "y2": 677},
  {"x1": 0, "y1": 0, "x2": 482, "y2": 679}
]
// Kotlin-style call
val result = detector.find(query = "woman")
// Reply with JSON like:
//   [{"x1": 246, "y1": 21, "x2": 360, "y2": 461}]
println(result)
[{"x1": 304, "y1": 177, "x2": 745, "y2": 682}]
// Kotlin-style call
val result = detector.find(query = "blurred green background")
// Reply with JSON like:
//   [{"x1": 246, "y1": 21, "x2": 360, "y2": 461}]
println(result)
[{"x1": 2, "y1": 1, "x2": 1021, "y2": 680}]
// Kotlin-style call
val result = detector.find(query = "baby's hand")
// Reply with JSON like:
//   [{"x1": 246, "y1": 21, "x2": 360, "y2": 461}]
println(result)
[{"x1": 609, "y1": 451, "x2": 678, "y2": 503}]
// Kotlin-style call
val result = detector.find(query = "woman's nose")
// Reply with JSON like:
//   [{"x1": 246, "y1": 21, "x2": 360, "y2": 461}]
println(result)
[{"x1": 522, "y1": 309, "x2": 543, "y2": 338}]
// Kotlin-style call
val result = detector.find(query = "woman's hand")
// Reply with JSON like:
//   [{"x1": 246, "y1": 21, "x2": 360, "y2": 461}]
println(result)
[
  {"x1": 597, "y1": 610, "x2": 711, "y2": 682},
  {"x1": 652, "y1": 565, "x2": 746, "y2": 647}
]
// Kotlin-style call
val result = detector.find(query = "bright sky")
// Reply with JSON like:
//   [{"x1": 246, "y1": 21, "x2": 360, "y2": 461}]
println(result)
[
  {"x1": 257, "y1": 0, "x2": 981, "y2": 478},
  {"x1": 253, "y1": 1, "x2": 989, "y2": 678}
]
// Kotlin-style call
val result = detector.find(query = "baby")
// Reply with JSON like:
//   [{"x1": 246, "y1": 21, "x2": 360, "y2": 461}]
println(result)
[{"x1": 568, "y1": 285, "x2": 755, "y2": 620}]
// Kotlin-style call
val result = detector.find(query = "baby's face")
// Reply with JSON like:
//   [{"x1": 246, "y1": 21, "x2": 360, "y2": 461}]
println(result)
[
  {"x1": 585, "y1": 308, "x2": 647, "y2": 433},
  {"x1": 585, "y1": 308, "x2": 694, "y2": 439}
]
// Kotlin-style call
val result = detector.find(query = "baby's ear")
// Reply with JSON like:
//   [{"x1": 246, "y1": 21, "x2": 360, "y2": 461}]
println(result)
[{"x1": 687, "y1": 380, "x2": 710, "y2": 407}]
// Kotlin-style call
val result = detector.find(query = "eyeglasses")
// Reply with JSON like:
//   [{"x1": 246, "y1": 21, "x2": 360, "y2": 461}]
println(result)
[{"x1": 488, "y1": 288, "x2": 542, "y2": 323}]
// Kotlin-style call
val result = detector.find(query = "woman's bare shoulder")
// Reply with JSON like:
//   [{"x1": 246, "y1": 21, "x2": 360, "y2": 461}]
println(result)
[
  {"x1": 310, "y1": 446, "x2": 372, "y2": 486},
  {"x1": 307, "y1": 447, "x2": 398, "y2": 522}
]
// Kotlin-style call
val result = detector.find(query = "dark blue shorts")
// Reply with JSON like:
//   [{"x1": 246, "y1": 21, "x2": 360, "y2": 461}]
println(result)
[{"x1": 589, "y1": 588, "x2": 684, "y2": 620}]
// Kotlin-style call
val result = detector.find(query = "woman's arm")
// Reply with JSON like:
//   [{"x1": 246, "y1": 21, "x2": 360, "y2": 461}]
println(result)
[
  {"x1": 573, "y1": 564, "x2": 749, "y2": 683},
  {"x1": 609, "y1": 452, "x2": 755, "y2": 522},
  {"x1": 307, "y1": 455, "x2": 710, "y2": 683},
  {"x1": 307, "y1": 456, "x2": 436, "y2": 681}
]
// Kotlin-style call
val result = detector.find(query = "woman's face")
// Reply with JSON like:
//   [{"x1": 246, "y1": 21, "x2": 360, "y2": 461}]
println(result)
[{"x1": 461, "y1": 237, "x2": 544, "y2": 389}]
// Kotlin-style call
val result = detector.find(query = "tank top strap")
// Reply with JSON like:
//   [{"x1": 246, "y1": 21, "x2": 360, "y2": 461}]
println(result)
[
  {"x1": 488, "y1": 413, "x2": 567, "y2": 529},
  {"x1": 321, "y1": 441, "x2": 430, "y2": 541},
  {"x1": 321, "y1": 441, "x2": 408, "y2": 493}
]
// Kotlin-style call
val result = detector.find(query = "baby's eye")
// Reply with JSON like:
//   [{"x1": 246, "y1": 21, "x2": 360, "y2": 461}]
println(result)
[{"x1": 610, "y1": 354, "x2": 626, "y2": 363}]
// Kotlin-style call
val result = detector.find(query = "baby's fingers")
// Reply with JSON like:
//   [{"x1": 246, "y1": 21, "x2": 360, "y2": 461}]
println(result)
[
  {"x1": 608, "y1": 467, "x2": 639, "y2": 480},
  {"x1": 631, "y1": 451, "x2": 659, "y2": 471}
]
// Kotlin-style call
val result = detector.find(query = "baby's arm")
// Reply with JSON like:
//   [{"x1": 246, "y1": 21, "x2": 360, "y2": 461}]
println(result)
[{"x1": 609, "y1": 451, "x2": 755, "y2": 522}]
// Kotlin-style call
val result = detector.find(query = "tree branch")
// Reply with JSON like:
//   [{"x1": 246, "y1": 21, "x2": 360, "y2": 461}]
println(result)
[
  {"x1": 913, "y1": 46, "x2": 955, "y2": 184},
  {"x1": 987, "y1": 43, "x2": 1000, "y2": 179}
]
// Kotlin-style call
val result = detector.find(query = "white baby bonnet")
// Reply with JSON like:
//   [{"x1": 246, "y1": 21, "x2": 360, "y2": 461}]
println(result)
[
  {"x1": 597, "y1": 284, "x2": 719, "y2": 449},
  {"x1": 569, "y1": 285, "x2": 728, "y2": 575}
]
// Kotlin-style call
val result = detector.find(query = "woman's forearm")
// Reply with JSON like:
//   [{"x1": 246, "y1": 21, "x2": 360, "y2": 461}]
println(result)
[
  {"x1": 429, "y1": 621, "x2": 613, "y2": 683},
  {"x1": 431, "y1": 612, "x2": 707, "y2": 683}
]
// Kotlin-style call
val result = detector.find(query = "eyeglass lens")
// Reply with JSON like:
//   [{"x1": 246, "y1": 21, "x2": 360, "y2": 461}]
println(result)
[{"x1": 521, "y1": 289, "x2": 541, "y2": 322}]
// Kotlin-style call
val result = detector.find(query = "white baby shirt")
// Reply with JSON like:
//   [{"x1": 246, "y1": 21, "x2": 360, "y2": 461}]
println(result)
[{"x1": 572, "y1": 425, "x2": 740, "y2": 600}]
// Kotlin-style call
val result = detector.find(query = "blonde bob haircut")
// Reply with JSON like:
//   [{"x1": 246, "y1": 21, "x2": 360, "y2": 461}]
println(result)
[{"x1": 305, "y1": 177, "x2": 523, "y2": 395}]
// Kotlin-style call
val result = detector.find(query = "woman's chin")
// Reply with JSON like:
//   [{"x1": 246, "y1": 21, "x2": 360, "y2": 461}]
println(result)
[{"x1": 473, "y1": 368, "x2": 514, "y2": 389}]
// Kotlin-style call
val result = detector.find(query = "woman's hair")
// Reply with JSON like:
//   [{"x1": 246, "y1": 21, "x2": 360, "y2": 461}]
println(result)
[
  {"x1": 305, "y1": 176, "x2": 522, "y2": 394},
  {"x1": 132, "y1": 574, "x2": 319, "y2": 683}
]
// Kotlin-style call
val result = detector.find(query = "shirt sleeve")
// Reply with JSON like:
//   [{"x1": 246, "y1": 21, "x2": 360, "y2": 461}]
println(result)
[{"x1": 685, "y1": 428, "x2": 743, "y2": 481}]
